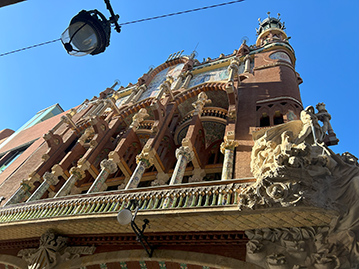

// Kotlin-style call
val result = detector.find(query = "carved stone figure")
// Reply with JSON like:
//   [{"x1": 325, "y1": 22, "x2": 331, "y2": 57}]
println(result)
[
  {"x1": 192, "y1": 92, "x2": 212, "y2": 116},
  {"x1": 244, "y1": 109, "x2": 359, "y2": 268},
  {"x1": 129, "y1": 108, "x2": 149, "y2": 130}
]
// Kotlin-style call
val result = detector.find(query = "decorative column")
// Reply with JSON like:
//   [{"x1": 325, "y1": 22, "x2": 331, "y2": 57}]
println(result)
[
  {"x1": 125, "y1": 152, "x2": 153, "y2": 190},
  {"x1": 220, "y1": 139, "x2": 239, "y2": 180},
  {"x1": 169, "y1": 146, "x2": 194, "y2": 185},
  {"x1": 172, "y1": 73, "x2": 186, "y2": 91},
  {"x1": 54, "y1": 167, "x2": 86, "y2": 197},
  {"x1": 123, "y1": 87, "x2": 139, "y2": 105},
  {"x1": 244, "y1": 55, "x2": 251, "y2": 73},
  {"x1": 26, "y1": 172, "x2": 59, "y2": 202},
  {"x1": 181, "y1": 71, "x2": 193, "y2": 89},
  {"x1": 87, "y1": 159, "x2": 118, "y2": 193},
  {"x1": 3, "y1": 182, "x2": 32, "y2": 206},
  {"x1": 155, "y1": 76, "x2": 174, "y2": 100},
  {"x1": 227, "y1": 57, "x2": 240, "y2": 81},
  {"x1": 131, "y1": 85, "x2": 147, "y2": 103}
]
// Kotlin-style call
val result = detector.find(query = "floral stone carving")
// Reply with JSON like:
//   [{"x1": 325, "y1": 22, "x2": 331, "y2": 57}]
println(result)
[{"x1": 18, "y1": 229, "x2": 95, "y2": 268}]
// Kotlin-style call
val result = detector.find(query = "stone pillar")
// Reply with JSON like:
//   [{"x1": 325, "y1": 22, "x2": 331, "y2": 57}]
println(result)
[
  {"x1": 181, "y1": 71, "x2": 193, "y2": 89},
  {"x1": 220, "y1": 139, "x2": 239, "y2": 180},
  {"x1": 172, "y1": 73, "x2": 186, "y2": 91},
  {"x1": 3, "y1": 182, "x2": 32, "y2": 206},
  {"x1": 87, "y1": 159, "x2": 118, "y2": 193},
  {"x1": 125, "y1": 152, "x2": 153, "y2": 190},
  {"x1": 155, "y1": 76, "x2": 174, "y2": 100},
  {"x1": 227, "y1": 57, "x2": 239, "y2": 81},
  {"x1": 169, "y1": 146, "x2": 194, "y2": 185},
  {"x1": 123, "y1": 87, "x2": 139, "y2": 105},
  {"x1": 244, "y1": 55, "x2": 251, "y2": 73},
  {"x1": 54, "y1": 167, "x2": 86, "y2": 197},
  {"x1": 131, "y1": 85, "x2": 147, "y2": 103},
  {"x1": 26, "y1": 172, "x2": 59, "y2": 202}
]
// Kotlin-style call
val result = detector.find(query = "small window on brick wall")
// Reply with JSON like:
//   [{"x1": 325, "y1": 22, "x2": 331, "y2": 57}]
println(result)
[
  {"x1": 260, "y1": 113, "x2": 270, "y2": 127},
  {"x1": 273, "y1": 111, "x2": 284, "y2": 125}
]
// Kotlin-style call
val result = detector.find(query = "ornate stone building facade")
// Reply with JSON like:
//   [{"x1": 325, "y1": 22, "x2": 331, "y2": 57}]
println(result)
[{"x1": 0, "y1": 14, "x2": 357, "y2": 269}]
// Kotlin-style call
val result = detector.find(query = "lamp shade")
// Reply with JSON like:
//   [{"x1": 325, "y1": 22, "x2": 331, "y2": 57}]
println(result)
[
  {"x1": 117, "y1": 208, "x2": 132, "y2": 225},
  {"x1": 61, "y1": 10, "x2": 111, "y2": 56}
]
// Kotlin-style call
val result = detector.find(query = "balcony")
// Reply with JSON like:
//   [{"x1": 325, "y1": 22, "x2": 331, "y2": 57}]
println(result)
[{"x1": 0, "y1": 178, "x2": 336, "y2": 241}]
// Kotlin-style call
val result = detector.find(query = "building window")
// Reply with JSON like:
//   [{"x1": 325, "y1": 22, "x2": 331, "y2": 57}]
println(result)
[
  {"x1": 260, "y1": 113, "x2": 270, "y2": 127},
  {"x1": 273, "y1": 111, "x2": 284, "y2": 125},
  {"x1": 0, "y1": 148, "x2": 27, "y2": 174}
]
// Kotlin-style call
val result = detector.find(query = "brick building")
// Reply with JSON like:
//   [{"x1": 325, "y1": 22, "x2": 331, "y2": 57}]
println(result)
[{"x1": 0, "y1": 14, "x2": 358, "y2": 269}]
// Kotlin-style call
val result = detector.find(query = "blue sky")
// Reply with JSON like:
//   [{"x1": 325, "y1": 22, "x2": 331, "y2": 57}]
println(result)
[{"x1": 0, "y1": 0, "x2": 358, "y2": 157}]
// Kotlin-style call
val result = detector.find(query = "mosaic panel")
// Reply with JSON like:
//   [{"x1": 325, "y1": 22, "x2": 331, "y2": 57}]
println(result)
[
  {"x1": 269, "y1": 51, "x2": 292, "y2": 64},
  {"x1": 139, "y1": 63, "x2": 184, "y2": 101},
  {"x1": 202, "y1": 121, "x2": 226, "y2": 148},
  {"x1": 188, "y1": 66, "x2": 229, "y2": 88}
]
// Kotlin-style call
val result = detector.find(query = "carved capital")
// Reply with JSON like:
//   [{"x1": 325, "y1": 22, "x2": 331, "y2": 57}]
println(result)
[
  {"x1": 175, "y1": 146, "x2": 194, "y2": 162},
  {"x1": 69, "y1": 167, "x2": 86, "y2": 180},
  {"x1": 136, "y1": 151, "x2": 154, "y2": 168},
  {"x1": 100, "y1": 159, "x2": 118, "y2": 174},
  {"x1": 220, "y1": 139, "x2": 239, "y2": 154},
  {"x1": 43, "y1": 172, "x2": 59, "y2": 186}
]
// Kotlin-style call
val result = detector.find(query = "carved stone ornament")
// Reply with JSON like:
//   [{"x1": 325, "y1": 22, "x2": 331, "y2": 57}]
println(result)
[
  {"x1": 43, "y1": 172, "x2": 59, "y2": 186},
  {"x1": 69, "y1": 167, "x2": 86, "y2": 180},
  {"x1": 245, "y1": 226, "x2": 354, "y2": 269},
  {"x1": 192, "y1": 92, "x2": 212, "y2": 116},
  {"x1": 242, "y1": 106, "x2": 359, "y2": 267},
  {"x1": 220, "y1": 138, "x2": 240, "y2": 154},
  {"x1": 18, "y1": 229, "x2": 95, "y2": 269},
  {"x1": 175, "y1": 146, "x2": 194, "y2": 162},
  {"x1": 100, "y1": 159, "x2": 118, "y2": 174},
  {"x1": 135, "y1": 151, "x2": 154, "y2": 168},
  {"x1": 130, "y1": 108, "x2": 149, "y2": 130}
]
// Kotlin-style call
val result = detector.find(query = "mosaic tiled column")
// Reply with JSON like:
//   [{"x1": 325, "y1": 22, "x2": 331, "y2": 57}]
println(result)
[
  {"x1": 220, "y1": 139, "x2": 239, "y2": 180},
  {"x1": 169, "y1": 146, "x2": 194, "y2": 185},
  {"x1": 3, "y1": 182, "x2": 32, "y2": 206},
  {"x1": 54, "y1": 167, "x2": 86, "y2": 197},
  {"x1": 125, "y1": 152, "x2": 153, "y2": 190},
  {"x1": 26, "y1": 172, "x2": 59, "y2": 202},
  {"x1": 87, "y1": 159, "x2": 118, "y2": 193},
  {"x1": 123, "y1": 87, "x2": 139, "y2": 104}
]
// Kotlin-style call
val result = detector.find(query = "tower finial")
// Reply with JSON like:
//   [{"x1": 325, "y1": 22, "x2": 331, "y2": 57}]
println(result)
[{"x1": 267, "y1": 11, "x2": 271, "y2": 18}]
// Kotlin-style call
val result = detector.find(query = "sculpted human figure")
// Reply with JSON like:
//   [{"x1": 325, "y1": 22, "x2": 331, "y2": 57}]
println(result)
[
  {"x1": 316, "y1": 102, "x2": 334, "y2": 135},
  {"x1": 295, "y1": 106, "x2": 323, "y2": 145}
]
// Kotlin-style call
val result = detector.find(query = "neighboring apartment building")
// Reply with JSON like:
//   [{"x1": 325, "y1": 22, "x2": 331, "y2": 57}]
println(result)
[{"x1": 0, "y1": 14, "x2": 357, "y2": 269}]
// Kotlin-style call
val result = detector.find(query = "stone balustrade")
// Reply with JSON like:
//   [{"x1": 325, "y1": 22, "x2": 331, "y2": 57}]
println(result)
[
  {"x1": 178, "y1": 107, "x2": 228, "y2": 125},
  {"x1": 0, "y1": 179, "x2": 254, "y2": 223}
]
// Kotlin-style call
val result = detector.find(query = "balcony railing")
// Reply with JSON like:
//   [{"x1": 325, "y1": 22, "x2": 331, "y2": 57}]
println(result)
[{"x1": 0, "y1": 179, "x2": 255, "y2": 224}]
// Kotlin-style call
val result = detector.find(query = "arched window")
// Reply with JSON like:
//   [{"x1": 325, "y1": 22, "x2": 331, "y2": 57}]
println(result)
[
  {"x1": 273, "y1": 110, "x2": 284, "y2": 125},
  {"x1": 260, "y1": 113, "x2": 270, "y2": 127}
]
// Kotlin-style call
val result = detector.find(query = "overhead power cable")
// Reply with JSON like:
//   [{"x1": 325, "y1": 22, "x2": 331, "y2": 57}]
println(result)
[{"x1": 0, "y1": 0, "x2": 245, "y2": 57}]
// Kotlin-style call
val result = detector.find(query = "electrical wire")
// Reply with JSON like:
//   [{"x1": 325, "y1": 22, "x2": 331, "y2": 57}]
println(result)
[{"x1": 0, "y1": 0, "x2": 245, "y2": 57}]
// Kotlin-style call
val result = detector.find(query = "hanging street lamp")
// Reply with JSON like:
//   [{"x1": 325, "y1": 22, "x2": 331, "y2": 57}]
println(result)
[{"x1": 61, "y1": 0, "x2": 121, "y2": 56}]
